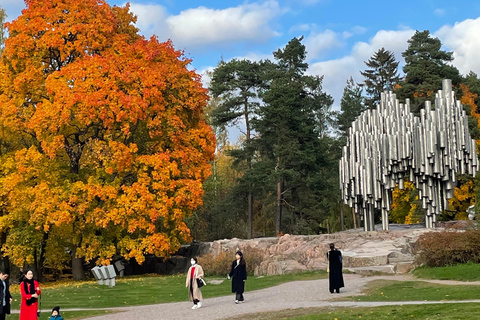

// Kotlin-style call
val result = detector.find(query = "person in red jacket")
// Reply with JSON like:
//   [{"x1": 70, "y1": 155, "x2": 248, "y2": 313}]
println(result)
[{"x1": 20, "y1": 270, "x2": 41, "y2": 320}]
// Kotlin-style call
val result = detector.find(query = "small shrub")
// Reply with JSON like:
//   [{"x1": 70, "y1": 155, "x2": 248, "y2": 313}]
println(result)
[
  {"x1": 198, "y1": 246, "x2": 265, "y2": 276},
  {"x1": 199, "y1": 251, "x2": 232, "y2": 276},
  {"x1": 416, "y1": 229, "x2": 480, "y2": 267}
]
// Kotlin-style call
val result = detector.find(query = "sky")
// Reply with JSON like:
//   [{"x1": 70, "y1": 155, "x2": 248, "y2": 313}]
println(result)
[{"x1": 3, "y1": 0, "x2": 480, "y2": 141}]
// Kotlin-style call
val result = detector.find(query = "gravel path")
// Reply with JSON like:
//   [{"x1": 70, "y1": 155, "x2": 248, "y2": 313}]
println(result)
[{"x1": 76, "y1": 273, "x2": 480, "y2": 320}]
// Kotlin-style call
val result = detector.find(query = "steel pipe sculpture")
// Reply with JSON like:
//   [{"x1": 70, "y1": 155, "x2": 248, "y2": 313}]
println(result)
[{"x1": 339, "y1": 79, "x2": 478, "y2": 231}]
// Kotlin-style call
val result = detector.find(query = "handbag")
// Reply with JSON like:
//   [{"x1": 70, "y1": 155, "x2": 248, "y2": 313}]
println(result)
[{"x1": 196, "y1": 278, "x2": 206, "y2": 288}]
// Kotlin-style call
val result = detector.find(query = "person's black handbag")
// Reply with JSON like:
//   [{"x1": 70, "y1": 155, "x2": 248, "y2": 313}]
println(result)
[{"x1": 196, "y1": 278, "x2": 206, "y2": 288}]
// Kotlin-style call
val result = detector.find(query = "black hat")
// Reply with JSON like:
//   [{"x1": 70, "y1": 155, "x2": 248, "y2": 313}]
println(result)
[{"x1": 52, "y1": 306, "x2": 60, "y2": 313}]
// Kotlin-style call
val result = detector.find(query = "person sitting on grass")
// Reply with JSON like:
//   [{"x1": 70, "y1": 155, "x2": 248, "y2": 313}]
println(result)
[{"x1": 49, "y1": 306, "x2": 63, "y2": 320}]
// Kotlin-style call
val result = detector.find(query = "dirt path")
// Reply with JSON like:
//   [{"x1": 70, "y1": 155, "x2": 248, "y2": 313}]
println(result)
[{"x1": 74, "y1": 273, "x2": 480, "y2": 320}]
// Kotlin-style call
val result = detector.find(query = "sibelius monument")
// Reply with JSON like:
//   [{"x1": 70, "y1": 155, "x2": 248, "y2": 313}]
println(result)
[{"x1": 339, "y1": 79, "x2": 479, "y2": 231}]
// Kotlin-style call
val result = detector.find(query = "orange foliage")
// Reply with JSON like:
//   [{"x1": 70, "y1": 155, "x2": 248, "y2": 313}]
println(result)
[
  {"x1": 0, "y1": 0, "x2": 215, "y2": 268},
  {"x1": 460, "y1": 83, "x2": 480, "y2": 145},
  {"x1": 413, "y1": 90, "x2": 434, "y2": 98},
  {"x1": 390, "y1": 181, "x2": 420, "y2": 224},
  {"x1": 449, "y1": 180, "x2": 475, "y2": 220}
]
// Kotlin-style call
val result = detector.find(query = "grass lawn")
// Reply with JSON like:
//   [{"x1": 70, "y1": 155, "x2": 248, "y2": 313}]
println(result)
[
  {"x1": 412, "y1": 261, "x2": 480, "y2": 281},
  {"x1": 6, "y1": 310, "x2": 113, "y2": 320},
  {"x1": 8, "y1": 270, "x2": 328, "y2": 311},
  {"x1": 229, "y1": 303, "x2": 480, "y2": 320},
  {"x1": 8, "y1": 263, "x2": 480, "y2": 319},
  {"x1": 230, "y1": 263, "x2": 480, "y2": 320},
  {"x1": 349, "y1": 279, "x2": 480, "y2": 301}
]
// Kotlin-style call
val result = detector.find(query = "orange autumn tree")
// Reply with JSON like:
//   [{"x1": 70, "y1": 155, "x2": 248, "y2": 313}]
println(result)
[
  {"x1": 389, "y1": 180, "x2": 422, "y2": 224},
  {"x1": 0, "y1": 0, "x2": 215, "y2": 279},
  {"x1": 443, "y1": 83, "x2": 480, "y2": 220}
]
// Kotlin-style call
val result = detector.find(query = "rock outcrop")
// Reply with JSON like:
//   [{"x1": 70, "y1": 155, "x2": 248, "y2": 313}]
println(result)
[{"x1": 197, "y1": 224, "x2": 439, "y2": 276}]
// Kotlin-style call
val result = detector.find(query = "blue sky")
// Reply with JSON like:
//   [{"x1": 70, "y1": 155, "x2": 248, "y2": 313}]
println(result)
[{"x1": 3, "y1": 0, "x2": 480, "y2": 140}]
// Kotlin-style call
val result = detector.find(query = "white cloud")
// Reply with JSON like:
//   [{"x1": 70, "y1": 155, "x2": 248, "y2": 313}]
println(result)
[
  {"x1": 166, "y1": 1, "x2": 284, "y2": 48},
  {"x1": 435, "y1": 17, "x2": 480, "y2": 75},
  {"x1": 308, "y1": 29, "x2": 414, "y2": 110},
  {"x1": 289, "y1": 23, "x2": 313, "y2": 33},
  {"x1": 434, "y1": 8, "x2": 446, "y2": 17},
  {"x1": 304, "y1": 29, "x2": 343, "y2": 60},
  {"x1": 351, "y1": 26, "x2": 368, "y2": 35},
  {"x1": 128, "y1": 3, "x2": 170, "y2": 40}
]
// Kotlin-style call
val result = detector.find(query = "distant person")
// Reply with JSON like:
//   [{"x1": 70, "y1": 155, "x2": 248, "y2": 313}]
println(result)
[
  {"x1": 327, "y1": 243, "x2": 344, "y2": 293},
  {"x1": 0, "y1": 269, "x2": 12, "y2": 320},
  {"x1": 49, "y1": 306, "x2": 63, "y2": 320},
  {"x1": 20, "y1": 270, "x2": 41, "y2": 320},
  {"x1": 185, "y1": 257, "x2": 204, "y2": 309},
  {"x1": 227, "y1": 251, "x2": 247, "y2": 304}
]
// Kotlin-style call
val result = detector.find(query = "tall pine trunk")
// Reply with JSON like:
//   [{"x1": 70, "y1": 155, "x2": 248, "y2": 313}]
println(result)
[
  {"x1": 276, "y1": 179, "x2": 283, "y2": 235},
  {"x1": 245, "y1": 102, "x2": 253, "y2": 239}
]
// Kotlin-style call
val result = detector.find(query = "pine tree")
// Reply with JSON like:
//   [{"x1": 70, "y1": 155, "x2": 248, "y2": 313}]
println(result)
[
  {"x1": 336, "y1": 77, "x2": 366, "y2": 143},
  {"x1": 360, "y1": 48, "x2": 400, "y2": 109},
  {"x1": 396, "y1": 30, "x2": 461, "y2": 112},
  {"x1": 254, "y1": 37, "x2": 333, "y2": 235},
  {"x1": 209, "y1": 59, "x2": 263, "y2": 239}
]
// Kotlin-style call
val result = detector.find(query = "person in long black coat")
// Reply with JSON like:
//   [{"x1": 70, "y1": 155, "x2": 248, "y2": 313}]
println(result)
[
  {"x1": 0, "y1": 269, "x2": 12, "y2": 320},
  {"x1": 327, "y1": 243, "x2": 344, "y2": 293},
  {"x1": 228, "y1": 251, "x2": 247, "y2": 303}
]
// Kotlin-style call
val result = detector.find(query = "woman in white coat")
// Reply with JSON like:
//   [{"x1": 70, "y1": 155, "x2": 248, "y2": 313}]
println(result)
[{"x1": 185, "y1": 257, "x2": 204, "y2": 309}]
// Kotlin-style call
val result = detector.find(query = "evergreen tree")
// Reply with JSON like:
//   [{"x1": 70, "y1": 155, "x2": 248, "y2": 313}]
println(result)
[
  {"x1": 464, "y1": 71, "x2": 480, "y2": 106},
  {"x1": 254, "y1": 37, "x2": 333, "y2": 235},
  {"x1": 360, "y1": 47, "x2": 400, "y2": 109},
  {"x1": 335, "y1": 77, "x2": 366, "y2": 144},
  {"x1": 396, "y1": 30, "x2": 461, "y2": 112},
  {"x1": 209, "y1": 59, "x2": 263, "y2": 238},
  {"x1": 0, "y1": 7, "x2": 5, "y2": 57}
]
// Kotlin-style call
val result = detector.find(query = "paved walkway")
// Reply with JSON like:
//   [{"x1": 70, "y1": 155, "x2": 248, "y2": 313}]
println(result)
[{"x1": 66, "y1": 274, "x2": 480, "y2": 320}]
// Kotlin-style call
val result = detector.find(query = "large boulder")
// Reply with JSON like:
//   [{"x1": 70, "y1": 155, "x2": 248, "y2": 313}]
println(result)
[{"x1": 200, "y1": 224, "x2": 435, "y2": 276}]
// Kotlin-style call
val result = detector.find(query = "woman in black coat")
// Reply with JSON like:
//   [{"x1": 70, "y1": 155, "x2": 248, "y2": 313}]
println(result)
[
  {"x1": 0, "y1": 269, "x2": 12, "y2": 320},
  {"x1": 228, "y1": 251, "x2": 247, "y2": 304},
  {"x1": 327, "y1": 243, "x2": 344, "y2": 293}
]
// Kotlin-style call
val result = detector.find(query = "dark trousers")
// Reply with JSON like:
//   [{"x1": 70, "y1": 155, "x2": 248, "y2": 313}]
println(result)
[
  {"x1": 190, "y1": 280, "x2": 199, "y2": 304},
  {"x1": 0, "y1": 312, "x2": 5, "y2": 320},
  {"x1": 235, "y1": 293, "x2": 244, "y2": 301}
]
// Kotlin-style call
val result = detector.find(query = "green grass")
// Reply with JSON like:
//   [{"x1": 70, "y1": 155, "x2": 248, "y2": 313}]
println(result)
[
  {"x1": 349, "y1": 280, "x2": 480, "y2": 302},
  {"x1": 9, "y1": 270, "x2": 327, "y2": 311},
  {"x1": 7, "y1": 310, "x2": 114, "y2": 320},
  {"x1": 229, "y1": 304, "x2": 480, "y2": 320},
  {"x1": 9, "y1": 264, "x2": 480, "y2": 320},
  {"x1": 229, "y1": 264, "x2": 480, "y2": 320},
  {"x1": 413, "y1": 261, "x2": 480, "y2": 281}
]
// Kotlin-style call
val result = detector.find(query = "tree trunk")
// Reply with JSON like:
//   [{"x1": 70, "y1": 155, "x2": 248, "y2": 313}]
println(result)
[
  {"x1": 340, "y1": 203, "x2": 344, "y2": 231},
  {"x1": 33, "y1": 249, "x2": 41, "y2": 281},
  {"x1": 1, "y1": 232, "x2": 10, "y2": 272},
  {"x1": 35, "y1": 232, "x2": 49, "y2": 281},
  {"x1": 71, "y1": 247, "x2": 85, "y2": 280},
  {"x1": 276, "y1": 179, "x2": 283, "y2": 235},
  {"x1": 352, "y1": 207, "x2": 357, "y2": 229},
  {"x1": 245, "y1": 102, "x2": 253, "y2": 239},
  {"x1": 247, "y1": 192, "x2": 253, "y2": 239}
]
